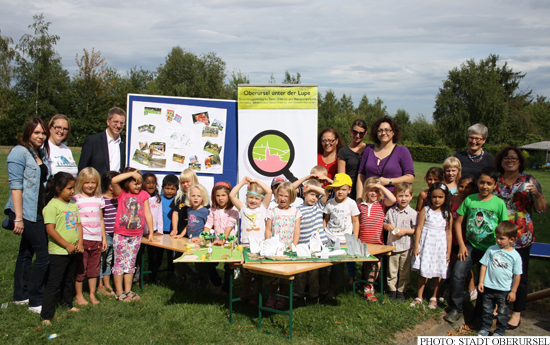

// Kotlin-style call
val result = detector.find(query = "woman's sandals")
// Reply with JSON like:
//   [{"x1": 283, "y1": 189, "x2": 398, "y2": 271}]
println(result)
[{"x1": 409, "y1": 297, "x2": 423, "y2": 307}]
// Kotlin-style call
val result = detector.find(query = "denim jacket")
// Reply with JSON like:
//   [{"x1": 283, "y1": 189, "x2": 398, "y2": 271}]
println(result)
[{"x1": 4, "y1": 145, "x2": 50, "y2": 222}]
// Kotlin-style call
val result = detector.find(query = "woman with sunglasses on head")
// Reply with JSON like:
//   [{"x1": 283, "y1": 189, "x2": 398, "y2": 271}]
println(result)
[
  {"x1": 453, "y1": 124, "x2": 494, "y2": 178},
  {"x1": 317, "y1": 128, "x2": 345, "y2": 181},
  {"x1": 494, "y1": 147, "x2": 546, "y2": 330},
  {"x1": 356, "y1": 116, "x2": 414, "y2": 202},
  {"x1": 338, "y1": 119, "x2": 368, "y2": 200},
  {"x1": 47, "y1": 114, "x2": 78, "y2": 178}
]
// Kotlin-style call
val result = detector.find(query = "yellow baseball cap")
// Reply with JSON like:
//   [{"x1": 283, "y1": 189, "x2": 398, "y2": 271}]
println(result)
[{"x1": 325, "y1": 173, "x2": 353, "y2": 190}]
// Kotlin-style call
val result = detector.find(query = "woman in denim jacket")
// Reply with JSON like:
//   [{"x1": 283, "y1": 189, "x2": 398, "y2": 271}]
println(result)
[{"x1": 4, "y1": 118, "x2": 51, "y2": 313}]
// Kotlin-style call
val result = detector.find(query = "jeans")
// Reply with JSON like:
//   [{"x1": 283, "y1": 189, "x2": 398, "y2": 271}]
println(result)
[
  {"x1": 40, "y1": 254, "x2": 76, "y2": 320},
  {"x1": 449, "y1": 241, "x2": 485, "y2": 315},
  {"x1": 100, "y1": 233, "x2": 114, "y2": 278},
  {"x1": 513, "y1": 245, "x2": 530, "y2": 313},
  {"x1": 481, "y1": 287, "x2": 509, "y2": 335},
  {"x1": 13, "y1": 216, "x2": 49, "y2": 307}
]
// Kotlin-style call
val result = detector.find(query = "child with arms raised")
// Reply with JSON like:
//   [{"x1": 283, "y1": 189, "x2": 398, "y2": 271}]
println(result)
[
  {"x1": 40, "y1": 172, "x2": 83, "y2": 325},
  {"x1": 383, "y1": 182, "x2": 417, "y2": 302},
  {"x1": 230, "y1": 177, "x2": 272, "y2": 303},
  {"x1": 265, "y1": 182, "x2": 302, "y2": 309},
  {"x1": 416, "y1": 167, "x2": 444, "y2": 212},
  {"x1": 111, "y1": 168, "x2": 156, "y2": 302},
  {"x1": 445, "y1": 167, "x2": 509, "y2": 324},
  {"x1": 203, "y1": 182, "x2": 239, "y2": 294},
  {"x1": 324, "y1": 173, "x2": 360, "y2": 300},
  {"x1": 73, "y1": 167, "x2": 106, "y2": 305},
  {"x1": 477, "y1": 222, "x2": 522, "y2": 336},
  {"x1": 294, "y1": 179, "x2": 329, "y2": 301},
  {"x1": 411, "y1": 182, "x2": 453, "y2": 309}
]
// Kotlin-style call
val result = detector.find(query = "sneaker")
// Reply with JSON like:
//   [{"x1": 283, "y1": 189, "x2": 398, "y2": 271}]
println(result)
[
  {"x1": 387, "y1": 291, "x2": 397, "y2": 301},
  {"x1": 14, "y1": 299, "x2": 29, "y2": 305},
  {"x1": 444, "y1": 309, "x2": 463, "y2": 323},
  {"x1": 477, "y1": 330, "x2": 489, "y2": 336},
  {"x1": 396, "y1": 292, "x2": 406, "y2": 302},
  {"x1": 28, "y1": 305, "x2": 42, "y2": 314}
]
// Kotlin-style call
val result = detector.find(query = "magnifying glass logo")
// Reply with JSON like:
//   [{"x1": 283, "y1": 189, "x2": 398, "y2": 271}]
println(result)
[{"x1": 247, "y1": 130, "x2": 297, "y2": 182}]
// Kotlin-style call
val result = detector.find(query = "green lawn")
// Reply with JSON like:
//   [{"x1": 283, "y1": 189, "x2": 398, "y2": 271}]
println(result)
[{"x1": 0, "y1": 149, "x2": 548, "y2": 344}]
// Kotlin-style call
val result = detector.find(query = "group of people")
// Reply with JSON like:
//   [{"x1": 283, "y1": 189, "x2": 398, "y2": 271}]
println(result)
[{"x1": 4, "y1": 110, "x2": 546, "y2": 335}]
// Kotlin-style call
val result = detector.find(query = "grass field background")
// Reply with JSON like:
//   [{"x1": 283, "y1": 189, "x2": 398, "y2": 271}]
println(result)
[{"x1": 0, "y1": 147, "x2": 548, "y2": 344}]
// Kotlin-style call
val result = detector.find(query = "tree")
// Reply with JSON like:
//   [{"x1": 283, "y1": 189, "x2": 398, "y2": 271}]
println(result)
[
  {"x1": 393, "y1": 109, "x2": 411, "y2": 141},
  {"x1": 408, "y1": 114, "x2": 440, "y2": 146},
  {"x1": 318, "y1": 90, "x2": 340, "y2": 131},
  {"x1": 433, "y1": 54, "x2": 532, "y2": 149},
  {"x1": 14, "y1": 14, "x2": 70, "y2": 121},
  {"x1": 0, "y1": 30, "x2": 20, "y2": 144},
  {"x1": 154, "y1": 46, "x2": 227, "y2": 99},
  {"x1": 282, "y1": 71, "x2": 301, "y2": 84},
  {"x1": 355, "y1": 94, "x2": 388, "y2": 127},
  {"x1": 224, "y1": 69, "x2": 249, "y2": 100}
]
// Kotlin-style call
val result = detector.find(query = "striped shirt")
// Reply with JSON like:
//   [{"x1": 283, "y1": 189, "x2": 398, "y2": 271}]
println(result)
[
  {"x1": 297, "y1": 200, "x2": 328, "y2": 245},
  {"x1": 72, "y1": 194, "x2": 105, "y2": 241},
  {"x1": 358, "y1": 201, "x2": 386, "y2": 244},
  {"x1": 384, "y1": 204, "x2": 417, "y2": 252},
  {"x1": 102, "y1": 196, "x2": 118, "y2": 234}
]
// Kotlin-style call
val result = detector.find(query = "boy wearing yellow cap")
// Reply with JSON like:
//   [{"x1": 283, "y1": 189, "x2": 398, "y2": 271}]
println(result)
[{"x1": 323, "y1": 173, "x2": 360, "y2": 299}]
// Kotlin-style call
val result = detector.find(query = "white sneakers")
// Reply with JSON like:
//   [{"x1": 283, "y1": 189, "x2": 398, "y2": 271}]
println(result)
[
  {"x1": 28, "y1": 305, "x2": 42, "y2": 314},
  {"x1": 13, "y1": 299, "x2": 29, "y2": 305}
]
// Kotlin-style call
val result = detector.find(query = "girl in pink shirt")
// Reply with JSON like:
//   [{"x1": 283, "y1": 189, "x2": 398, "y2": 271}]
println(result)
[
  {"x1": 111, "y1": 168, "x2": 156, "y2": 302},
  {"x1": 73, "y1": 167, "x2": 105, "y2": 306},
  {"x1": 203, "y1": 182, "x2": 239, "y2": 294}
]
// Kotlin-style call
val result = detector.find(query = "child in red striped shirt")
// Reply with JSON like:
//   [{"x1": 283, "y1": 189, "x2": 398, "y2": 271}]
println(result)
[{"x1": 358, "y1": 177, "x2": 395, "y2": 301}]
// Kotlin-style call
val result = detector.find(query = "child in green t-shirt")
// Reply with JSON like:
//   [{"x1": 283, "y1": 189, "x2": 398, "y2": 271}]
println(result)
[
  {"x1": 444, "y1": 167, "x2": 509, "y2": 325},
  {"x1": 40, "y1": 172, "x2": 84, "y2": 325}
]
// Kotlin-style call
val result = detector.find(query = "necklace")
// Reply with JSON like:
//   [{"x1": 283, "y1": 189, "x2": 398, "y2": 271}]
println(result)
[{"x1": 467, "y1": 149, "x2": 484, "y2": 163}]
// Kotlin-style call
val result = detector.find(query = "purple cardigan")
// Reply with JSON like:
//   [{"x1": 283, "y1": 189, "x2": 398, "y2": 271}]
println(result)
[{"x1": 357, "y1": 145, "x2": 415, "y2": 192}]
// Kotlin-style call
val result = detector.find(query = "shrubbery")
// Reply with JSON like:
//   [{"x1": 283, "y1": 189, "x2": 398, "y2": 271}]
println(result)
[{"x1": 406, "y1": 144, "x2": 453, "y2": 163}]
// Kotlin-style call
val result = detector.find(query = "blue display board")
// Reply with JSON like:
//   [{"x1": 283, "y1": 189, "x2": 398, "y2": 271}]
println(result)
[{"x1": 126, "y1": 94, "x2": 238, "y2": 187}]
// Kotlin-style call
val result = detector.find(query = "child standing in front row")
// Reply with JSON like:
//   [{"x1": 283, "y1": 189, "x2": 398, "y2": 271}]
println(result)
[
  {"x1": 111, "y1": 168, "x2": 156, "y2": 302},
  {"x1": 97, "y1": 171, "x2": 119, "y2": 296},
  {"x1": 411, "y1": 182, "x2": 453, "y2": 309},
  {"x1": 204, "y1": 182, "x2": 239, "y2": 294},
  {"x1": 229, "y1": 177, "x2": 272, "y2": 304},
  {"x1": 73, "y1": 167, "x2": 106, "y2": 306},
  {"x1": 383, "y1": 182, "x2": 417, "y2": 302},
  {"x1": 477, "y1": 222, "x2": 522, "y2": 337},
  {"x1": 359, "y1": 177, "x2": 396, "y2": 302},
  {"x1": 265, "y1": 182, "x2": 302, "y2": 310},
  {"x1": 416, "y1": 167, "x2": 444, "y2": 212},
  {"x1": 294, "y1": 179, "x2": 329, "y2": 301},
  {"x1": 40, "y1": 172, "x2": 83, "y2": 325},
  {"x1": 324, "y1": 173, "x2": 360, "y2": 300},
  {"x1": 445, "y1": 167, "x2": 509, "y2": 324},
  {"x1": 138, "y1": 173, "x2": 163, "y2": 283}
]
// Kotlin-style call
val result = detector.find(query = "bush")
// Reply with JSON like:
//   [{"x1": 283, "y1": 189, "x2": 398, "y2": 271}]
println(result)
[{"x1": 406, "y1": 144, "x2": 452, "y2": 163}]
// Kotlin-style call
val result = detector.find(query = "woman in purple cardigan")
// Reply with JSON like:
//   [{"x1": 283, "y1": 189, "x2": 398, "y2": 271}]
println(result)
[{"x1": 356, "y1": 116, "x2": 415, "y2": 202}]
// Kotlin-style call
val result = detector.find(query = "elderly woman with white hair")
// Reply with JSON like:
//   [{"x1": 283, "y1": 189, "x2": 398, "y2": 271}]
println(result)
[{"x1": 453, "y1": 124, "x2": 494, "y2": 177}]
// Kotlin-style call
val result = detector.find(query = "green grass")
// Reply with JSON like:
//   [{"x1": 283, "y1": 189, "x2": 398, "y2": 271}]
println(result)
[{"x1": 0, "y1": 150, "x2": 548, "y2": 344}]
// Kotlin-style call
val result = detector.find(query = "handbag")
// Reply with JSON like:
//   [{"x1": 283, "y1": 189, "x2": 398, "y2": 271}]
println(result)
[{"x1": 2, "y1": 210, "x2": 15, "y2": 231}]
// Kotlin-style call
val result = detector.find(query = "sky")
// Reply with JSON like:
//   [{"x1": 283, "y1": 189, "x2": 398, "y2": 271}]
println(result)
[{"x1": 2, "y1": 0, "x2": 549, "y2": 120}]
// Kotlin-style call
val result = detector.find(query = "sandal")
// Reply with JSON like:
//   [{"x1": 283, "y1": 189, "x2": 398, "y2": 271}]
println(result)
[
  {"x1": 428, "y1": 297, "x2": 437, "y2": 309},
  {"x1": 116, "y1": 292, "x2": 133, "y2": 302},
  {"x1": 265, "y1": 297, "x2": 276, "y2": 309},
  {"x1": 275, "y1": 297, "x2": 285, "y2": 310},
  {"x1": 364, "y1": 288, "x2": 378, "y2": 302},
  {"x1": 409, "y1": 297, "x2": 423, "y2": 307},
  {"x1": 125, "y1": 290, "x2": 140, "y2": 301}
]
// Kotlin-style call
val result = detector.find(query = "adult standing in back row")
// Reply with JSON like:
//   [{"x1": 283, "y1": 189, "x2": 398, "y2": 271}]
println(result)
[
  {"x1": 78, "y1": 107, "x2": 126, "y2": 176},
  {"x1": 454, "y1": 124, "x2": 494, "y2": 178}
]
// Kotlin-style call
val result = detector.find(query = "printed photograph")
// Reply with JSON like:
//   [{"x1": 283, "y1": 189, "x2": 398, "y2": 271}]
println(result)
[
  {"x1": 139, "y1": 142, "x2": 149, "y2": 151},
  {"x1": 189, "y1": 155, "x2": 199, "y2": 164},
  {"x1": 189, "y1": 162, "x2": 201, "y2": 171},
  {"x1": 132, "y1": 149, "x2": 150, "y2": 166},
  {"x1": 149, "y1": 158, "x2": 166, "y2": 169},
  {"x1": 205, "y1": 154, "x2": 221, "y2": 169},
  {"x1": 202, "y1": 126, "x2": 219, "y2": 137},
  {"x1": 147, "y1": 124, "x2": 156, "y2": 134},
  {"x1": 172, "y1": 154, "x2": 185, "y2": 164},
  {"x1": 191, "y1": 111, "x2": 210, "y2": 125},
  {"x1": 149, "y1": 142, "x2": 166, "y2": 157},
  {"x1": 166, "y1": 109, "x2": 175, "y2": 123},
  {"x1": 203, "y1": 141, "x2": 222, "y2": 155},
  {"x1": 211, "y1": 119, "x2": 225, "y2": 131},
  {"x1": 174, "y1": 113, "x2": 182, "y2": 123},
  {"x1": 144, "y1": 107, "x2": 162, "y2": 116},
  {"x1": 138, "y1": 124, "x2": 149, "y2": 133}
]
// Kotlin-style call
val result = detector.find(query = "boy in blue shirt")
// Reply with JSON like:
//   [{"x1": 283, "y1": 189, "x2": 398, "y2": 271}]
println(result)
[{"x1": 477, "y1": 221, "x2": 522, "y2": 336}]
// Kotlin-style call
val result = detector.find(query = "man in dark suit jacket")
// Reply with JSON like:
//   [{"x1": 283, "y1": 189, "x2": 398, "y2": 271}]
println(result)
[{"x1": 78, "y1": 107, "x2": 126, "y2": 176}]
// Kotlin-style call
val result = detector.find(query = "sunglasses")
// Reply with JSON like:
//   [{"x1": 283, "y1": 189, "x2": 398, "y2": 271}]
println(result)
[{"x1": 351, "y1": 129, "x2": 366, "y2": 137}]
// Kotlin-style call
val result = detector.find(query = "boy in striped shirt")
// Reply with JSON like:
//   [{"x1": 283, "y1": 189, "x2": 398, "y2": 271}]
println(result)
[{"x1": 293, "y1": 179, "x2": 329, "y2": 301}]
